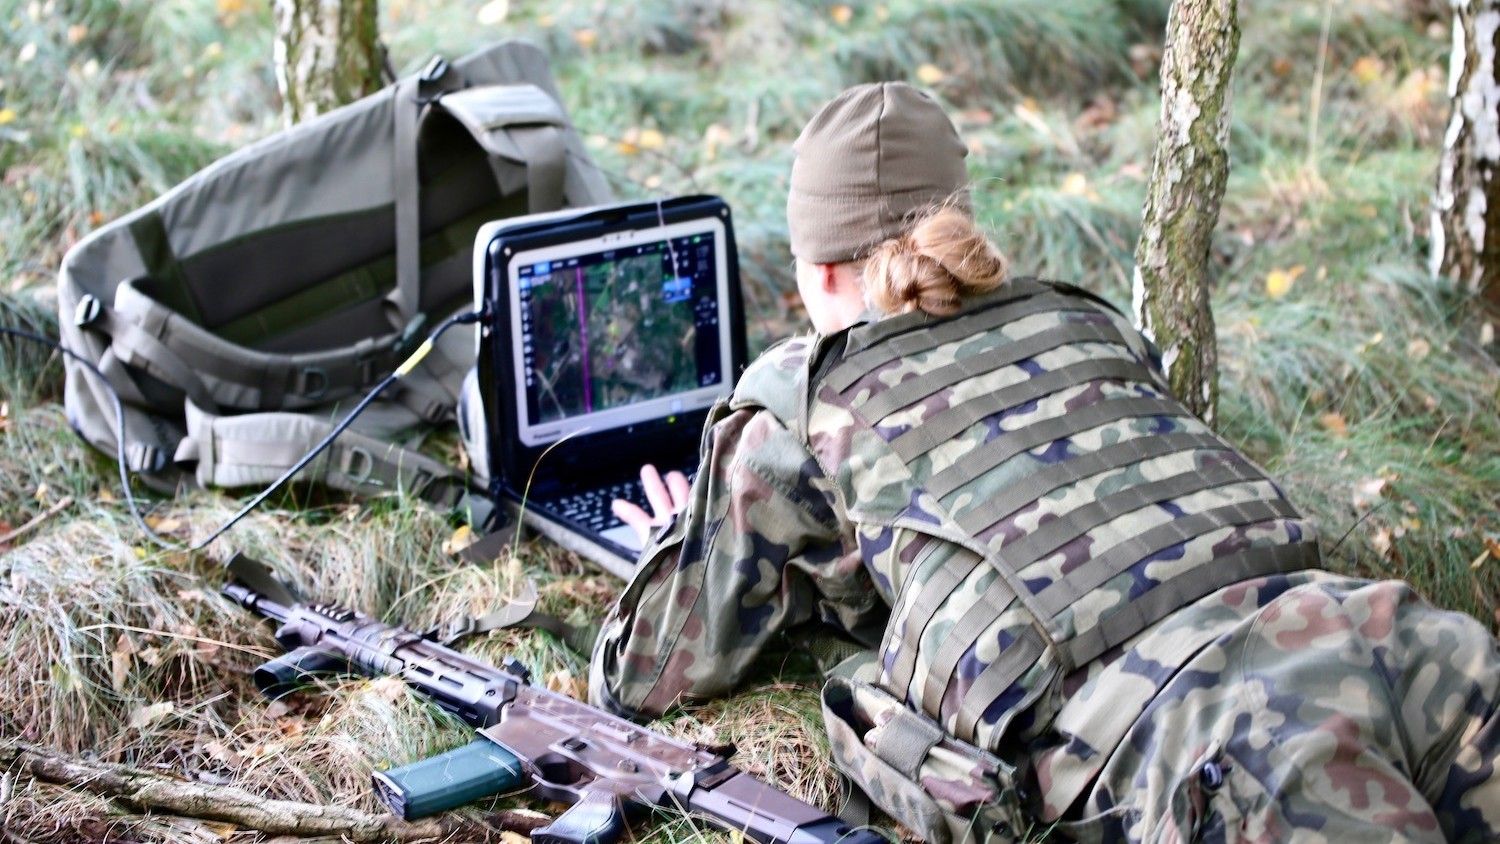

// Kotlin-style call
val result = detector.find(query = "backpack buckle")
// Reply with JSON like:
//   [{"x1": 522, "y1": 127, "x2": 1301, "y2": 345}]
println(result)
[
  {"x1": 295, "y1": 366, "x2": 329, "y2": 400},
  {"x1": 415, "y1": 56, "x2": 451, "y2": 105},
  {"x1": 74, "y1": 294, "x2": 102, "y2": 328}
]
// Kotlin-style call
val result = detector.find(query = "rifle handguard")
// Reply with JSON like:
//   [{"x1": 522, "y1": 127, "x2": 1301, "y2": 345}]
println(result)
[{"x1": 373, "y1": 737, "x2": 526, "y2": 820}]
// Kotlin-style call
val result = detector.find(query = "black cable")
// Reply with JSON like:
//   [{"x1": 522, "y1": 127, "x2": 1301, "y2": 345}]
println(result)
[
  {"x1": 1, "y1": 325, "x2": 170, "y2": 547},
  {"x1": 0, "y1": 307, "x2": 485, "y2": 553}
]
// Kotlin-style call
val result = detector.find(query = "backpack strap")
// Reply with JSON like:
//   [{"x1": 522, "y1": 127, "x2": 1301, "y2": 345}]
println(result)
[
  {"x1": 390, "y1": 57, "x2": 467, "y2": 332},
  {"x1": 79, "y1": 279, "x2": 404, "y2": 412},
  {"x1": 177, "y1": 400, "x2": 467, "y2": 507},
  {"x1": 432, "y1": 83, "x2": 571, "y2": 214}
]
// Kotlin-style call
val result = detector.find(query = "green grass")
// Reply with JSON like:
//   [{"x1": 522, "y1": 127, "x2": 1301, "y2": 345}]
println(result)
[{"x1": 0, "y1": 0, "x2": 1497, "y2": 841}]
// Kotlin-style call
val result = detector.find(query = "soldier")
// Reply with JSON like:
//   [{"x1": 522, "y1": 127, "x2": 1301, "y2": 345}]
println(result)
[{"x1": 589, "y1": 82, "x2": 1500, "y2": 842}]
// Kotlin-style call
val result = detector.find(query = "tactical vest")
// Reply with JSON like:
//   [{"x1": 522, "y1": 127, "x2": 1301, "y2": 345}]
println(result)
[{"x1": 740, "y1": 279, "x2": 1320, "y2": 842}]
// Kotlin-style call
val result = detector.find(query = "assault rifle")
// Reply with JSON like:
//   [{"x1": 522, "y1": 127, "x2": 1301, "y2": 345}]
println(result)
[{"x1": 223, "y1": 553, "x2": 880, "y2": 844}]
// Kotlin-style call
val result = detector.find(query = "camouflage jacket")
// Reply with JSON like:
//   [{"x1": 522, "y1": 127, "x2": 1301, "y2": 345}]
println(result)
[{"x1": 589, "y1": 279, "x2": 1324, "y2": 836}]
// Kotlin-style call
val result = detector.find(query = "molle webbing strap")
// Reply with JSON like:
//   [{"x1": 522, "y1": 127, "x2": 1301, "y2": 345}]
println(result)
[
  {"x1": 958, "y1": 457, "x2": 1265, "y2": 546},
  {"x1": 854, "y1": 320, "x2": 1125, "y2": 422},
  {"x1": 939, "y1": 430, "x2": 1226, "y2": 519},
  {"x1": 883, "y1": 546, "x2": 992, "y2": 697},
  {"x1": 919, "y1": 576, "x2": 1018, "y2": 715},
  {"x1": 1033, "y1": 498, "x2": 1304, "y2": 617},
  {"x1": 870, "y1": 707, "x2": 947, "y2": 781},
  {"x1": 108, "y1": 280, "x2": 401, "y2": 410},
  {"x1": 953, "y1": 625, "x2": 1048, "y2": 741},
  {"x1": 927, "y1": 396, "x2": 1195, "y2": 500},
  {"x1": 1063, "y1": 541, "x2": 1320, "y2": 669},
  {"x1": 181, "y1": 401, "x2": 467, "y2": 507},
  {"x1": 392, "y1": 75, "x2": 423, "y2": 330},
  {"x1": 889, "y1": 357, "x2": 1150, "y2": 462},
  {"x1": 508, "y1": 125, "x2": 566, "y2": 213},
  {"x1": 825, "y1": 280, "x2": 1057, "y2": 392},
  {"x1": 95, "y1": 309, "x2": 218, "y2": 412}
]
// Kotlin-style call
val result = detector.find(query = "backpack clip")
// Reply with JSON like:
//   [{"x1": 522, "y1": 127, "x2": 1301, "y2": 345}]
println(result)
[
  {"x1": 74, "y1": 293, "x2": 102, "y2": 328},
  {"x1": 415, "y1": 56, "x2": 453, "y2": 105}
]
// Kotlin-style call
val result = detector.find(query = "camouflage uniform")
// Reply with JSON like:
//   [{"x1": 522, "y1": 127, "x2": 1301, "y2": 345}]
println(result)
[{"x1": 588, "y1": 280, "x2": 1500, "y2": 842}]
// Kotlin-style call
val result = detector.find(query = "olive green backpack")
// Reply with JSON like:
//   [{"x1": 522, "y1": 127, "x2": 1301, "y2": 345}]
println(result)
[{"x1": 56, "y1": 40, "x2": 611, "y2": 514}]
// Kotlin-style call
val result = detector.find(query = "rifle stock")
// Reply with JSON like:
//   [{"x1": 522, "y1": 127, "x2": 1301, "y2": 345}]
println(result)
[{"x1": 224, "y1": 554, "x2": 883, "y2": 844}]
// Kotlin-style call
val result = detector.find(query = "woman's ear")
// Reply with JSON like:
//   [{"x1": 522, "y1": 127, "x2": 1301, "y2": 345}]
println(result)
[{"x1": 819, "y1": 262, "x2": 841, "y2": 293}]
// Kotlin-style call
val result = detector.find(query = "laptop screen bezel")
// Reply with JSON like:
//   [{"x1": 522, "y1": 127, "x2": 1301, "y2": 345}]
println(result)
[
  {"x1": 504, "y1": 216, "x2": 732, "y2": 448},
  {"x1": 476, "y1": 196, "x2": 749, "y2": 501}
]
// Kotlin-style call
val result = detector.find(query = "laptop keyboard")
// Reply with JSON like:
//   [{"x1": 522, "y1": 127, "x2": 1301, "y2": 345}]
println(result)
[{"x1": 549, "y1": 480, "x2": 651, "y2": 533}]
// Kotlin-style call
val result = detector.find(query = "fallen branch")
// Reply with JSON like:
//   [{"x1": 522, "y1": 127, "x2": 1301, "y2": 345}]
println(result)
[
  {"x1": 1, "y1": 739, "x2": 547, "y2": 842},
  {"x1": 0, "y1": 496, "x2": 74, "y2": 546}
]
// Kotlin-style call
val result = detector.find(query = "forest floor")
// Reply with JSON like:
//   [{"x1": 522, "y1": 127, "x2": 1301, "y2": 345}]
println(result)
[{"x1": 0, "y1": 0, "x2": 1496, "y2": 841}]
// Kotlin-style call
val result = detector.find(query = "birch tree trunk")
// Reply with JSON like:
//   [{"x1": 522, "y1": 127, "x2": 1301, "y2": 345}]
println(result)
[
  {"x1": 274, "y1": 0, "x2": 384, "y2": 126},
  {"x1": 1131, "y1": 0, "x2": 1241, "y2": 424},
  {"x1": 1431, "y1": 0, "x2": 1500, "y2": 311}
]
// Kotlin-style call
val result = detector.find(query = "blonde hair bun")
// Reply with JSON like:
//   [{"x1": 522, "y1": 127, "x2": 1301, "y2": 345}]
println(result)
[{"x1": 864, "y1": 207, "x2": 1009, "y2": 317}]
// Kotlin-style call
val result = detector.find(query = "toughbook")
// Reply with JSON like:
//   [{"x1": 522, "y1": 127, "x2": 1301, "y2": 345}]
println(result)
[{"x1": 460, "y1": 196, "x2": 749, "y2": 578}]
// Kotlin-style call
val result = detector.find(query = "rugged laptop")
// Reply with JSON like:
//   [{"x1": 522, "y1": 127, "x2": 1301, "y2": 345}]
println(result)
[{"x1": 469, "y1": 196, "x2": 748, "y2": 578}]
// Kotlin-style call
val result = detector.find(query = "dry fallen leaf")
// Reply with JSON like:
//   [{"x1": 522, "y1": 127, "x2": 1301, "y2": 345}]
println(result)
[
  {"x1": 1351, "y1": 477, "x2": 1388, "y2": 511},
  {"x1": 1371, "y1": 526, "x2": 1394, "y2": 558},
  {"x1": 1059, "y1": 172, "x2": 1090, "y2": 197},
  {"x1": 476, "y1": 0, "x2": 510, "y2": 25},
  {"x1": 915, "y1": 64, "x2": 946, "y2": 85},
  {"x1": 1405, "y1": 337, "x2": 1432, "y2": 361},
  {"x1": 202, "y1": 740, "x2": 243, "y2": 767},
  {"x1": 442, "y1": 524, "x2": 477, "y2": 556},
  {"x1": 1264, "y1": 265, "x2": 1305, "y2": 299},
  {"x1": 1318, "y1": 412, "x2": 1348, "y2": 437},
  {"x1": 370, "y1": 675, "x2": 407, "y2": 703},
  {"x1": 637, "y1": 128, "x2": 665, "y2": 151},
  {"x1": 546, "y1": 669, "x2": 587, "y2": 700},
  {"x1": 129, "y1": 701, "x2": 175, "y2": 729},
  {"x1": 1351, "y1": 55, "x2": 1385, "y2": 85},
  {"x1": 702, "y1": 122, "x2": 733, "y2": 161}
]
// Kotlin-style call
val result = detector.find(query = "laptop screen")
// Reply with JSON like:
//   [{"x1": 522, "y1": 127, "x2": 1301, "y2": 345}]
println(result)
[{"x1": 506, "y1": 216, "x2": 732, "y2": 446}]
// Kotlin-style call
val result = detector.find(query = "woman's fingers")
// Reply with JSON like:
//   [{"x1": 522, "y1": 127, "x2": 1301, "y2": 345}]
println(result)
[
  {"x1": 614, "y1": 465, "x2": 692, "y2": 545},
  {"x1": 611, "y1": 499, "x2": 655, "y2": 544},
  {"x1": 664, "y1": 470, "x2": 691, "y2": 512},
  {"x1": 640, "y1": 464, "x2": 673, "y2": 521}
]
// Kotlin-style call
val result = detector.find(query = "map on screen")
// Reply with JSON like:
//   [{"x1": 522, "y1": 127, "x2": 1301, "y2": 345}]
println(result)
[{"x1": 515, "y1": 234, "x2": 722, "y2": 427}]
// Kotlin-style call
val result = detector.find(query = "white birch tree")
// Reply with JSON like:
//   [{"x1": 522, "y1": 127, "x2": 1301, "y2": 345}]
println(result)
[
  {"x1": 1131, "y1": 0, "x2": 1241, "y2": 424},
  {"x1": 1432, "y1": 0, "x2": 1500, "y2": 313},
  {"x1": 274, "y1": 0, "x2": 384, "y2": 126}
]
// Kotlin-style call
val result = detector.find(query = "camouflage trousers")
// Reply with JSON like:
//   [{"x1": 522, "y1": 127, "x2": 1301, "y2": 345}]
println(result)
[{"x1": 1053, "y1": 576, "x2": 1499, "y2": 843}]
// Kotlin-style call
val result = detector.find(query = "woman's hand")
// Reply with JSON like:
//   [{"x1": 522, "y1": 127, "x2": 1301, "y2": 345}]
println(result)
[{"x1": 611, "y1": 464, "x2": 691, "y2": 544}]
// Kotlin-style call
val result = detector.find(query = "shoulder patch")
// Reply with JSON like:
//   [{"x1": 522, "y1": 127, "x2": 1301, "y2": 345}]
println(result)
[{"x1": 730, "y1": 334, "x2": 815, "y2": 425}]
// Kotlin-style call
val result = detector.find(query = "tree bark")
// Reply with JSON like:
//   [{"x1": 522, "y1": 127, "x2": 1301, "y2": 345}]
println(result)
[
  {"x1": 0, "y1": 739, "x2": 546, "y2": 842},
  {"x1": 1432, "y1": 0, "x2": 1500, "y2": 312},
  {"x1": 274, "y1": 0, "x2": 384, "y2": 126},
  {"x1": 1131, "y1": 0, "x2": 1241, "y2": 424}
]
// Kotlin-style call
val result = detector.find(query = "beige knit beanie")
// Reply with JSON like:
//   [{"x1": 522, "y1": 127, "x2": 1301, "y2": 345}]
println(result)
[{"x1": 787, "y1": 82, "x2": 969, "y2": 264}]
